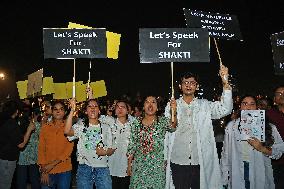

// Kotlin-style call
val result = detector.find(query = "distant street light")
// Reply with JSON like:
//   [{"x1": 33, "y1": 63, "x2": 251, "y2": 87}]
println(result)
[{"x1": 0, "y1": 73, "x2": 5, "y2": 80}]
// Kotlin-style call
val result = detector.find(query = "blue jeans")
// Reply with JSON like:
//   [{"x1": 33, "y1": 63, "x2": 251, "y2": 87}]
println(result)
[
  {"x1": 0, "y1": 159, "x2": 16, "y2": 189},
  {"x1": 77, "y1": 164, "x2": 112, "y2": 189},
  {"x1": 16, "y1": 164, "x2": 41, "y2": 189},
  {"x1": 243, "y1": 161, "x2": 250, "y2": 189},
  {"x1": 41, "y1": 171, "x2": 71, "y2": 189}
]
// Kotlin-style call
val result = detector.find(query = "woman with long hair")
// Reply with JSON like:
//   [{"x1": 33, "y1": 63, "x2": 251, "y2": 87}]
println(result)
[
  {"x1": 101, "y1": 99, "x2": 136, "y2": 189},
  {"x1": 221, "y1": 95, "x2": 284, "y2": 189},
  {"x1": 127, "y1": 95, "x2": 177, "y2": 189},
  {"x1": 38, "y1": 100, "x2": 74, "y2": 189},
  {"x1": 65, "y1": 98, "x2": 115, "y2": 189}
]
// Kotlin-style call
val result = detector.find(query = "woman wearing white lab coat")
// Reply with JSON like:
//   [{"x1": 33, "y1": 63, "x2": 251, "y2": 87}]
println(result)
[{"x1": 221, "y1": 95, "x2": 284, "y2": 189}]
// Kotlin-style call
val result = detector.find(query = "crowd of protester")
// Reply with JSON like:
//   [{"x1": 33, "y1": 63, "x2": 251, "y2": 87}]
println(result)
[{"x1": 0, "y1": 65, "x2": 284, "y2": 189}]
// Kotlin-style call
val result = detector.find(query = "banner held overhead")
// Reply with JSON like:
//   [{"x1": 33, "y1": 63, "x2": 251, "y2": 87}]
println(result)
[
  {"x1": 139, "y1": 28, "x2": 209, "y2": 63},
  {"x1": 271, "y1": 31, "x2": 284, "y2": 75},
  {"x1": 43, "y1": 28, "x2": 107, "y2": 59},
  {"x1": 184, "y1": 9, "x2": 243, "y2": 41}
]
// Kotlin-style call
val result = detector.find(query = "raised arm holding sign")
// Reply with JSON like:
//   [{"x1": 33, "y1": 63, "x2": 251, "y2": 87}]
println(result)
[{"x1": 164, "y1": 65, "x2": 232, "y2": 189}]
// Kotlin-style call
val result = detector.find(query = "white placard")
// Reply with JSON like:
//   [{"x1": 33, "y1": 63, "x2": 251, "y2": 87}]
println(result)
[{"x1": 240, "y1": 110, "x2": 265, "y2": 142}]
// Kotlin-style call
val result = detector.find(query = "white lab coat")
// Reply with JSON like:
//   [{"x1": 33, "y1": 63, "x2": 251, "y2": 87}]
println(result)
[
  {"x1": 165, "y1": 90, "x2": 233, "y2": 189},
  {"x1": 220, "y1": 119, "x2": 284, "y2": 189}
]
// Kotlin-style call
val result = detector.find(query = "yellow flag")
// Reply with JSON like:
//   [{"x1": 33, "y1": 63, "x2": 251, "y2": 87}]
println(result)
[
  {"x1": 66, "y1": 82, "x2": 73, "y2": 99},
  {"x1": 42, "y1": 77, "x2": 54, "y2": 95},
  {"x1": 16, "y1": 80, "x2": 28, "y2": 99},
  {"x1": 76, "y1": 82, "x2": 86, "y2": 102},
  {"x1": 106, "y1": 31, "x2": 121, "y2": 59},
  {"x1": 53, "y1": 83, "x2": 67, "y2": 99},
  {"x1": 68, "y1": 22, "x2": 121, "y2": 59},
  {"x1": 90, "y1": 80, "x2": 107, "y2": 98},
  {"x1": 68, "y1": 22, "x2": 92, "y2": 29}
]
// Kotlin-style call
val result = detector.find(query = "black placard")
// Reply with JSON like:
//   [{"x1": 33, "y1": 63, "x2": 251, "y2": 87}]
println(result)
[
  {"x1": 271, "y1": 31, "x2": 284, "y2": 75},
  {"x1": 43, "y1": 28, "x2": 107, "y2": 59},
  {"x1": 139, "y1": 28, "x2": 209, "y2": 63},
  {"x1": 184, "y1": 9, "x2": 243, "y2": 41}
]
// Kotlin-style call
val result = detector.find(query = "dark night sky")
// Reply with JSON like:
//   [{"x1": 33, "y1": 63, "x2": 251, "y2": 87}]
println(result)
[{"x1": 0, "y1": 1, "x2": 284, "y2": 100}]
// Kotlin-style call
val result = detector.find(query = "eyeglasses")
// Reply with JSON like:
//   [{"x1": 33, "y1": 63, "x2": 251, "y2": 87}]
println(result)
[
  {"x1": 241, "y1": 102, "x2": 256, "y2": 106},
  {"x1": 275, "y1": 92, "x2": 284, "y2": 97},
  {"x1": 181, "y1": 81, "x2": 197, "y2": 86}
]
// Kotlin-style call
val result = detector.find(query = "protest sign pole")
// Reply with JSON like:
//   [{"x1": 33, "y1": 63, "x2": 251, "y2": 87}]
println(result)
[
  {"x1": 213, "y1": 38, "x2": 223, "y2": 66},
  {"x1": 87, "y1": 60, "x2": 92, "y2": 99},
  {"x1": 171, "y1": 62, "x2": 175, "y2": 123},
  {"x1": 171, "y1": 62, "x2": 174, "y2": 97},
  {"x1": 72, "y1": 59, "x2": 76, "y2": 98},
  {"x1": 88, "y1": 60, "x2": 91, "y2": 88},
  {"x1": 213, "y1": 38, "x2": 229, "y2": 82}
]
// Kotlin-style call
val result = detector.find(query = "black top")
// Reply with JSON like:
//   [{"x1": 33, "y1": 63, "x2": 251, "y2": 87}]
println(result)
[{"x1": 0, "y1": 119, "x2": 24, "y2": 161}]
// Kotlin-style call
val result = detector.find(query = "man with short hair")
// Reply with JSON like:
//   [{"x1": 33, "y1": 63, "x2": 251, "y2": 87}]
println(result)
[
  {"x1": 164, "y1": 65, "x2": 233, "y2": 189},
  {"x1": 267, "y1": 85, "x2": 284, "y2": 189}
]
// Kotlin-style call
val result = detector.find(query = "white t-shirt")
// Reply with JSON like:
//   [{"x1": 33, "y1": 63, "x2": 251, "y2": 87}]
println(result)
[
  {"x1": 68, "y1": 118, "x2": 113, "y2": 168},
  {"x1": 104, "y1": 116, "x2": 134, "y2": 177},
  {"x1": 170, "y1": 98, "x2": 199, "y2": 165}
]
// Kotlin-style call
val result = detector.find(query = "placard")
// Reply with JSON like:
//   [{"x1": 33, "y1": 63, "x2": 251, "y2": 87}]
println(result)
[
  {"x1": 240, "y1": 110, "x2": 265, "y2": 142},
  {"x1": 43, "y1": 28, "x2": 107, "y2": 59},
  {"x1": 139, "y1": 28, "x2": 209, "y2": 63},
  {"x1": 42, "y1": 77, "x2": 54, "y2": 95},
  {"x1": 67, "y1": 22, "x2": 121, "y2": 59},
  {"x1": 16, "y1": 80, "x2": 28, "y2": 99},
  {"x1": 184, "y1": 9, "x2": 243, "y2": 41},
  {"x1": 271, "y1": 31, "x2": 284, "y2": 75},
  {"x1": 27, "y1": 69, "x2": 43, "y2": 97},
  {"x1": 90, "y1": 80, "x2": 107, "y2": 98}
]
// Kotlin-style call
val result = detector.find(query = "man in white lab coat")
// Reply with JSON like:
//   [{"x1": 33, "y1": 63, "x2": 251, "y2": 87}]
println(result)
[{"x1": 164, "y1": 65, "x2": 233, "y2": 189}]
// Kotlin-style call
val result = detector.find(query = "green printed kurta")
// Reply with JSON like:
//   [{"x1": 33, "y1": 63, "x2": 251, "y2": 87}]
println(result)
[{"x1": 127, "y1": 116, "x2": 171, "y2": 189}]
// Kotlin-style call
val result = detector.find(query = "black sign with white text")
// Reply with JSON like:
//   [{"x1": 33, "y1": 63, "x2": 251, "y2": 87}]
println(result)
[
  {"x1": 184, "y1": 9, "x2": 243, "y2": 41},
  {"x1": 139, "y1": 28, "x2": 209, "y2": 63},
  {"x1": 43, "y1": 28, "x2": 107, "y2": 59},
  {"x1": 271, "y1": 31, "x2": 284, "y2": 75}
]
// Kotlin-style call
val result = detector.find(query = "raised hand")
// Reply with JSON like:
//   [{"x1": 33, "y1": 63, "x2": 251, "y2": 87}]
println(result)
[
  {"x1": 219, "y1": 64, "x2": 229, "y2": 83},
  {"x1": 86, "y1": 86, "x2": 94, "y2": 99},
  {"x1": 219, "y1": 65, "x2": 231, "y2": 89},
  {"x1": 69, "y1": 98, "x2": 76, "y2": 112},
  {"x1": 170, "y1": 98, "x2": 177, "y2": 113}
]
